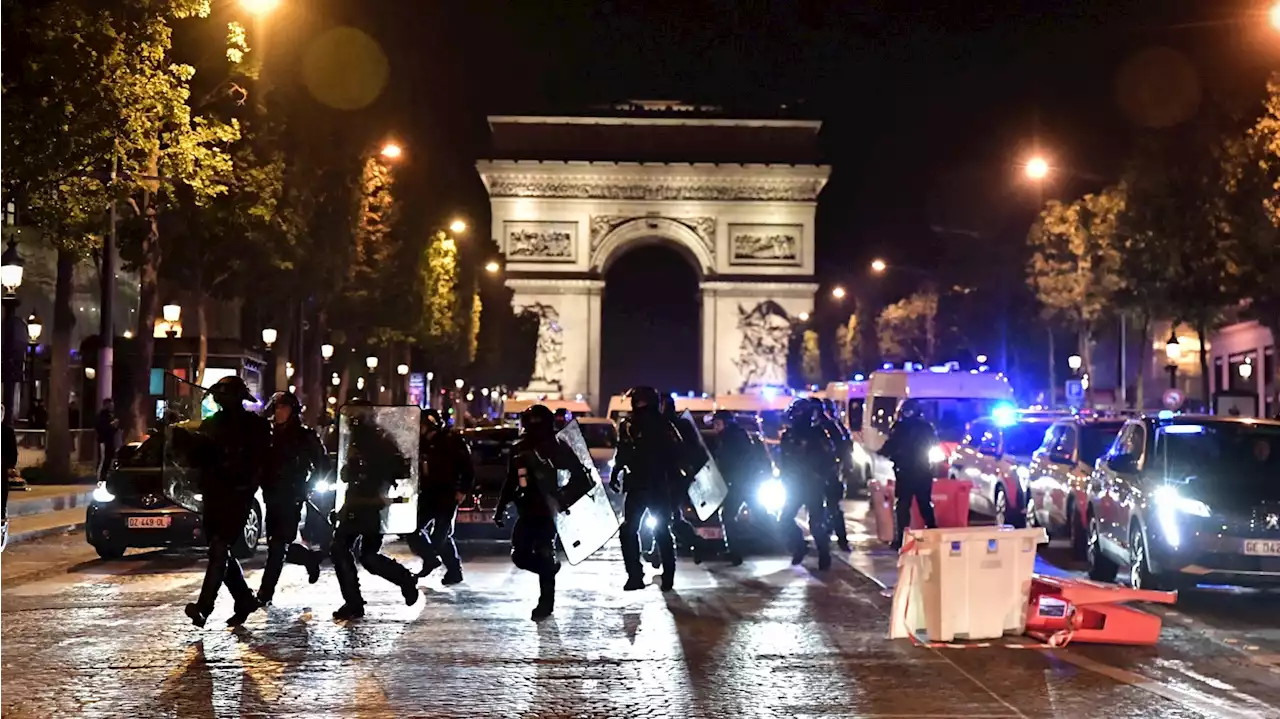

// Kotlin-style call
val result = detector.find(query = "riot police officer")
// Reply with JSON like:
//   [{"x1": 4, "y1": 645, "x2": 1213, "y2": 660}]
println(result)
[
  {"x1": 708, "y1": 409, "x2": 762, "y2": 565},
  {"x1": 183, "y1": 376, "x2": 272, "y2": 628},
  {"x1": 611, "y1": 386, "x2": 685, "y2": 591},
  {"x1": 659, "y1": 394, "x2": 710, "y2": 563},
  {"x1": 256, "y1": 391, "x2": 329, "y2": 606},
  {"x1": 552, "y1": 407, "x2": 570, "y2": 431},
  {"x1": 778, "y1": 398, "x2": 836, "y2": 571},
  {"x1": 494, "y1": 405, "x2": 573, "y2": 621},
  {"x1": 330, "y1": 404, "x2": 420, "y2": 620},
  {"x1": 814, "y1": 399, "x2": 853, "y2": 552},
  {"x1": 406, "y1": 408, "x2": 473, "y2": 584},
  {"x1": 881, "y1": 399, "x2": 940, "y2": 549}
]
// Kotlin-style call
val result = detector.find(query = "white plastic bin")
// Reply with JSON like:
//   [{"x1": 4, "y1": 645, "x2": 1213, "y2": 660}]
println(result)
[{"x1": 890, "y1": 526, "x2": 1047, "y2": 642}]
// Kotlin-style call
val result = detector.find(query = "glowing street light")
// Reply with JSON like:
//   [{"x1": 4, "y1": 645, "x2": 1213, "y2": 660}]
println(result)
[
  {"x1": 1025, "y1": 156, "x2": 1050, "y2": 180},
  {"x1": 320, "y1": 343, "x2": 334, "y2": 360},
  {"x1": 239, "y1": 0, "x2": 281, "y2": 16},
  {"x1": 397, "y1": 363, "x2": 409, "y2": 376},
  {"x1": 975, "y1": 354, "x2": 988, "y2": 365},
  {"x1": 1165, "y1": 332, "x2": 1183, "y2": 363},
  {"x1": 25, "y1": 314, "x2": 42, "y2": 343},
  {"x1": 798, "y1": 311, "x2": 810, "y2": 322},
  {"x1": 1240, "y1": 360, "x2": 1254, "y2": 380},
  {"x1": 331, "y1": 373, "x2": 341, "y2": 387},
  {"x1": 162, "y1": 303, "x2": 182, "y2": 324},
  {"x1": 261, "y1": 327, "x2": 278, "y2": 349},
  {"x1": 454, "y1": 378, "x2": 465, "y2": 390},
  {"x1": 485, "y1": 260, "x2": 501, "y2": 274},
  {"x1": 870, "y1": 259, "x2": 887, "y2": 274},
  {"x1": 380, "y1": 143, "x2": 403, "y2": 160},
  {"x1": 831, "y1": 286, "x2": 847, "y2": 300},
  {"x1": 1067, "y1": 354, "x2": 1082, "y2": 372},
  {"x1": 365, "y1": 355, "x2": 379, "y2": 371},
  {"x1": 449, "y1": 219, "x2": 468, "y2": 234}
]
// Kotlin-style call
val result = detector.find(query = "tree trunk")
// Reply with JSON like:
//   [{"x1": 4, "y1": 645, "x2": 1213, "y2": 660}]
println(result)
[
  {"x1": 1265, "y1": 318, "x2": 1280, "y2": 419},
  {"x1": 1047, "y1": 328, "x2": 1056, "y2": 408},
  {"x1": 1134, "y1": 313, "x2": 1150, "y2": 410},
  {"x1": 1081, "y1": 325, "x2": 1095, "y2": 407},
  {"x1": 303, "y1": 308, "x2": 326, "y2": 424},
  {"x1": 337, "y1": 365, "x2": 350, "y2": 407},
  {"x1": 194, "y1": 292, "x2": 208, "y2": 386},
  {"x1": 45, "y1": 249, "x2": 77, "y2": 480},
  {"x1": 1196, "y1": 320, "x2": 1211, "y2": 410},
  {"x1": 127, "y1": 192, "x2": 159, "y2": 441}
]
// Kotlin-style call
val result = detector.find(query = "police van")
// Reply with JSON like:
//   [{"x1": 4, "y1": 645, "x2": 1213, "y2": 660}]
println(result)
[{"x1": 850, "y1": 369, "x2": 1016, "y2": 487}]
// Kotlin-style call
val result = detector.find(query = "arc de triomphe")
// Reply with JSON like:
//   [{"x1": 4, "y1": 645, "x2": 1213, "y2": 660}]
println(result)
[{"x1": 478, "y1": 109, "x2": 828, "y2": 408}]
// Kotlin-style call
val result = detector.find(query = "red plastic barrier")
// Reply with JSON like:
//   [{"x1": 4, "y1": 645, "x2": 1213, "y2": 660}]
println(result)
[
  {"x1": 885, "y1": 478, "x2": 972, "y2": 529},
  {"x1": 1024, "y1": 574, "x2": 1176, "y2": 646}
]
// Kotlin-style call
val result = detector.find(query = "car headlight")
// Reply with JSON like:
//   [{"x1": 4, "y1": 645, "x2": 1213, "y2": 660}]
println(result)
[
  {"x1": 757, "y1": 478, "x2": 787, "y2": 514},
  {"x1": 92, "y1": 481, "x2": 115, "y2": 503},
  {"x1": 644, "y1": 514, "x2": 658, "y2": 530},
  {"x1": 927, "y1": 445, "x2": 946, "y2": 464},
  {"x1": 313, "y1": 479, "x2": 333, "y2": 493},
  {"x1": 1152, "y1": 485, "x2": 1211, "y2": 549}
]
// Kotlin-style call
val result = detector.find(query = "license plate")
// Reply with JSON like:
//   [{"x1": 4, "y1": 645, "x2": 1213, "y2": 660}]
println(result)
[
  {"x1": 456, "y1": 511, "x2": 493, "y2": 524},
  {"x1": 1244, "y1": 539, "x2": 1280, "y2": 556},
  {"x1": 127, "y1": 516, "x2": 171, "y2": 529},
  {"x1": 694, "y1": 526, "x2": 723, "y2": 540}
]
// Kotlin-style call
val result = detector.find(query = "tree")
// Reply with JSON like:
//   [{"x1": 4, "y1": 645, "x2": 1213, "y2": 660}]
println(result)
[
  {"x1": 1026, "y1": 188, "x2": 1126, "y2": 404},
  {"x1": 800, "y1": 329, "x2": 822, "y2": 386},
  {"x1": 1121, "y1": 113, "x2": 1247, "y2": 404},
  {"x1": 110, "y1": 0, "x2": 239, "y2": 439},
  {"x1": 834, "y1": 312, "x2": 861, "y2": 379},
  {"x1": 876, "y1": 290, "x2": 939, "y2": 364},
  {"x1": 1239, "y1": 75, "x2": 1280, "y2": 413}
]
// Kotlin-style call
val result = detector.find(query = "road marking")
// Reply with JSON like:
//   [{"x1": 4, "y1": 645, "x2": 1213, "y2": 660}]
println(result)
[{"x1": 1046, "y1": 649, "x2": 1275, "y2": 719}]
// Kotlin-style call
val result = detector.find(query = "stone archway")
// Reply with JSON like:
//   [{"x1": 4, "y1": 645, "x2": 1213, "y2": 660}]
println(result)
[{"x1": 478, "y1": 112, "x2": 828, "y2": 408}]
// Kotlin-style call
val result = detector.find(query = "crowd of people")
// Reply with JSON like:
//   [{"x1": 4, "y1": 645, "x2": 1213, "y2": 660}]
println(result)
[{"x1": 164, "y1": 377, "x2": 939, "y2": 626}]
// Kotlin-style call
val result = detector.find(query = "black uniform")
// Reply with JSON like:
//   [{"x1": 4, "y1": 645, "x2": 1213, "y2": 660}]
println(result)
[
  {"x1": 495, "y1": 405, "x2": 573, "y2": 621},
  {"x1": 406, "y1": 411, "x2": 474, "y2": 583},
  {"x1": 881, "y1": 407, "x2": 940, "y2": 548},
  {"x1": 658, "y1": 398, "x2": 709, "y2": 562},
  {"x1": 612, "y1": 388, "x2": 686, "y2": 591},
  {"x1": 329, "y1": 412, "x2": 419, "y2": 620},
  {"x1": 184, "y1": 377, "x2": 272, "y2": 628},
  {"x1": 778, "y1": 400, "x2": 836, "y2": 570},
  {"x1": 816, "y1": 403, "x2": 853, "y2": 550},
  {"x1": 707, "y1": 412, "x2": 764, "y2": 564},
  {"x1": 257, "y1": 402, "x2": 330, "y2": 605}
]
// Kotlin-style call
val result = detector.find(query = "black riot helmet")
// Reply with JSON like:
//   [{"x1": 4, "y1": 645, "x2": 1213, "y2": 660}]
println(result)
[
  {"x1": 626, "y1": 386, "x2": 661, "y2": 413},
  {"x1": 710, "y1": 409, "x2": 736, "y2": 431},
  {"x1": 660, "y1": 393, "x2": 679, "y2": 420},
  {"x1": 553, "y1": 407, "x2": 570, "y2": 428},
  {"x1": 786, "y1": 398, "x2": 814, "y2": 427},
  {"x1": 267, "y1": 390, "x2": 301, "y2": 413},
  {"x1": 209, "y1": 376, "x2": 254, "y2": 408},
  {"x1": 520, "y1": 404, "x2": 556, "y2": 436},
  {"x1": 898, "y1": 399, "x2": 921, "y2": 421}
]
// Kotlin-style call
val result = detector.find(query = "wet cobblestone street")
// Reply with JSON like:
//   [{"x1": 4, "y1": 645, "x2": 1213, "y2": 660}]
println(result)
[{"x1": 3, "y1": 523, "x2": 1278, "y2": 718}]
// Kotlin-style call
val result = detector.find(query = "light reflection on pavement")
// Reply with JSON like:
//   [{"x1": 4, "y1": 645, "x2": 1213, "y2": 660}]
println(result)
[{"x1": 0, "y1": 509, "x2": 1274, "y2": 718}]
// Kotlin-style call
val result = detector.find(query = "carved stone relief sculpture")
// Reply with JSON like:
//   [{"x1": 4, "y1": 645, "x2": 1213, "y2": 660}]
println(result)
[
  {"x1": 728, "y1": 224, "x2": 802, "y2": 265},
  {"x1": 589, "y1": 215, "x2": 716, "y2": 260},
  {"x1": 733, "y1": 300, "x2": 793, "y2": 389},
  {"x1": 517, "y1": 302, "x2": 566, "y2": 389},
  {"x1": 504, "y1": 221, "x2": 577, "y2": 262}
]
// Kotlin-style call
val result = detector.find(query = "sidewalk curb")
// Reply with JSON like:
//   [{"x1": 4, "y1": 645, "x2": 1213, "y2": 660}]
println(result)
[
  {"x1": 10, "y1": 520, "x2": 86, "y2": 546},
  {"x1": 7, "y1": 490, "x2": 95, "y2": 519}
]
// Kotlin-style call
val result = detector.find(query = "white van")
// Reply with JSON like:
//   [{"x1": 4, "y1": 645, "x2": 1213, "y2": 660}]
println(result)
[
  {"x1": 501, "y1": 398, "x2": 594, "y2": 425},
  {"x1": 824, "y1": 380, "x2": 868, "y2": 433},
  {"x1": 606, "y1": 393, "x2": 715, "y2": 425},
  {"x1": 852, "y1": 370, "x2": 1016, "y2": 486},
  {"x1": 716, "y1": 390, "x2": 796, "y2": 443}
]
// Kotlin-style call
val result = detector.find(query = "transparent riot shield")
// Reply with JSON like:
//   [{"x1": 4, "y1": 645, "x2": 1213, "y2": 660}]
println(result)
[
  {"x1": 543, "y1": 420, "x2": 621, "y2": 565},
  {"x1": 678, "y1": 410, "x2": 729, "y2": 521},
  {"x1": 162, "y1": 373, "x2": 208, "y2": 513},
  {"x1": 336, "y1": 405, "x2": 420, "y2": 534}
]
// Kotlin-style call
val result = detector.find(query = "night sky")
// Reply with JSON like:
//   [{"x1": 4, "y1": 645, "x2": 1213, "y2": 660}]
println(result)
[{"x1": 280, "y1": 0, "x2": 1280, "y2": 392}]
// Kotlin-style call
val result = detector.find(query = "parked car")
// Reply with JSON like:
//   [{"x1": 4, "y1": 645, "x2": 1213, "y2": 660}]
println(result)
[
  {"x1": 1086, "y1": 414, "x2": 1280, "y2": 590},
  {"x1": 1022, "y1": 416, "x2": 1126, "y2": 557},
  {"x1": 85, "y1": 435, "x2": 266, "y2": 560},
  {"x1": 949, "y1": 414, "x2": 1059, "y2": 527}
]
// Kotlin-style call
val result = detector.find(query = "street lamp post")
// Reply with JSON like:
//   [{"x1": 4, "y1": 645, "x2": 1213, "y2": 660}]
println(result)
[
  {"x1": 25, "y1": 314, "x2": 42, "y2": 418},
  {"x1": 396, "y1": 363, "x2": 409, "y2": 405},
  {"x1": 1067, "y1": 354, "x2": 1083, "y2": 375},
  {"x1": 365, "y1": 355, "x2": 378, "y2": 402},
  {"x1": 163, "y1": 303, "x2": 181, "y2": 379},
  {"x1": 426, "y1": 371, "x2": 435, "y2": 410},
  {"x1": 320, "y1": 342, "x2": 334, "y2": 406},
  {"x1": 262, "y1": 327, "x2": 278, "y2": 397},
  {"x1": 1165, "y1": 331, "x2": 1182, "y2": 390},
  {"x1": 2, "y1": 239, "x2": 25, "y2": 414}
]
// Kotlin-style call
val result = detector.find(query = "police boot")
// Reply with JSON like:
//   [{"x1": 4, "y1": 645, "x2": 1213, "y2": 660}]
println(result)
[
  {"x1": 257, "y1": 542, "x2": 287, "y2": 606},
  {"x1": 660, "y1": 569, "x2": 675, "y2": 592},
  {"x1": 791, "y1": 542, "x2": 808, "y2": 566},
  {"x1": 441, "y1": 566, "x2": 463, "y2": 586},
  {"x1": 837, "y1": 539, "x2": 852, "y2": 553},
  {"x1": 184, "y1": 603, "x2": 208, "y2": 628},
  {"x1": 623, "y1": 574, "x2": 646, "y2": 591},
  {"x1": 531, "y1": 573, "x2": 555, "y2": 621},
  {"x1": 817, "y1": 552, "x2": 833, "y2": 571},
  {"x1": 333, "y1": 603, "x2": 365, "y2": 620},
  {"x1": 226, "y1": 597, "x2": 261, "y2": 627},
  {"x1": 416, "y1": 555, "x2": 441, "y2": 579}
]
